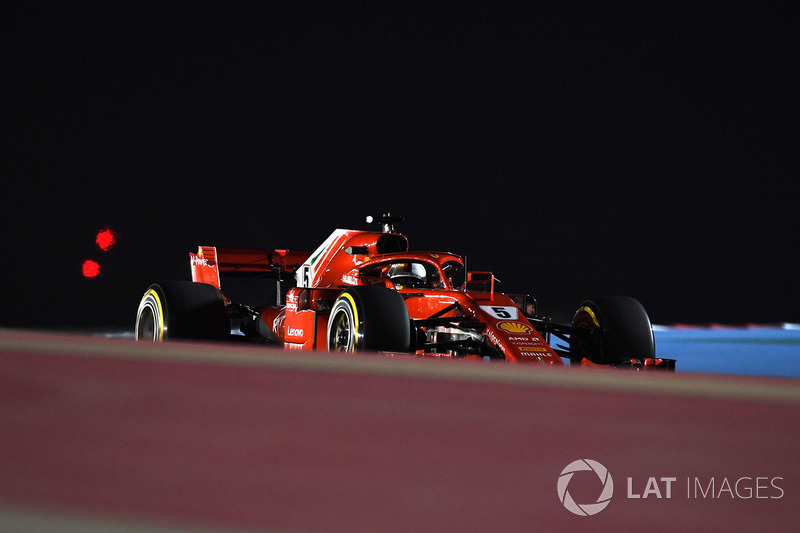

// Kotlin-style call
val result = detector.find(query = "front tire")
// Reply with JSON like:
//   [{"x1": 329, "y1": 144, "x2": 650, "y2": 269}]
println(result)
[
  {"x1": 570, "y1": 296, "x2": 655, "y2": 366},
  {"x1": 135, "y1": 281, "x2": 229, "y2": 341},
  {"x1": 327, "y1": 286, "x2": 410, "y2": 352}
]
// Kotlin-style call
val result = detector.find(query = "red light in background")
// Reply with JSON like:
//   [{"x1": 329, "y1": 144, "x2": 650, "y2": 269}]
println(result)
[
  {"x1": 82, "y1": 259, "x2": 101, "y2": 278},
  {"x1": 96, "y1": 228, "x2": 117, "y2": 251}
]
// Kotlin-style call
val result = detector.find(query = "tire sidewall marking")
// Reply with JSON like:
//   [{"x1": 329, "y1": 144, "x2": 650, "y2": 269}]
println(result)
[{"x1": 137, "y1": 289, "x2": 165, "y2": 341}]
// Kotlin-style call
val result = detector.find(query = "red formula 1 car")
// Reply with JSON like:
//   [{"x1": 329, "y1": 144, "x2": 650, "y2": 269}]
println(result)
[{"x1": 135, "y1": 214, "x2": 674, "y2": 370}]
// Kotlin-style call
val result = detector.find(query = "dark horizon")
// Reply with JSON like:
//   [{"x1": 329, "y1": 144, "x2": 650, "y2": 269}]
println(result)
[{"x1": 3, "y1": 4, "x2": 798, "y2": 329}]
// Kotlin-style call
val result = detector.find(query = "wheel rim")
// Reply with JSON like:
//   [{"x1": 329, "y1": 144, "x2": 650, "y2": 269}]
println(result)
[
  {"x1": 137, "y1": 305, "x2": 156, "y2": 341},
  {"x1": 330, "y1": 308, "x2": 353, "y2": 351},
  {"x1": 571, "y1": 306, "x2": 602, "y2": 362}
]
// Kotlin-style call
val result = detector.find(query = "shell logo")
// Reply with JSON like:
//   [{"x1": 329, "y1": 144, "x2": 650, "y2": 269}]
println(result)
[{"x1": 498, "y1": 321, "x2": 532, "y2": 334}]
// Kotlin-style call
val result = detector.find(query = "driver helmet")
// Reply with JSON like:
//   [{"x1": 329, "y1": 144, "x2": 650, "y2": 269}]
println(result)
[{"x1": 388, "y1": 262, "x2": 426, "y2": 284}]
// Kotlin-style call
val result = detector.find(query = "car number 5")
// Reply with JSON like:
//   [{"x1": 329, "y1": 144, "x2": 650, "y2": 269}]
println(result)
[
  {"x1": 493, "y1": 306, "x2": 512, "y2": 318},
  {"x1": 481, "y1": 305, "x2": 518, "y2": 319}
]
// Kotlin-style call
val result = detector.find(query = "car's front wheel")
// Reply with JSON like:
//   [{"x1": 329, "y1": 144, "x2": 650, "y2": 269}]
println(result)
[{"x1": 570, "y1": 296, "x2": 655, "y2": 366}]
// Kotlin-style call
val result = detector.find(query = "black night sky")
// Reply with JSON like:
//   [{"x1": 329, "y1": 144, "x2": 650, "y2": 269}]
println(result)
[{"x1": 3, "y1": 3, "x2": 798, "y2": 329}]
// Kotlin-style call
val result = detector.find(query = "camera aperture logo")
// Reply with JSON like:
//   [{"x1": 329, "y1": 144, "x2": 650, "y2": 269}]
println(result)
[{"x1": 557, "y1": 459, "x2": 614, "y2": 516}]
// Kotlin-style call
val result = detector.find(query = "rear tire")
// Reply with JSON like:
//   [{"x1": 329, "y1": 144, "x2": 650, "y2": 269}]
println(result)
[
  {"x1": 327, "y1": 286, "x2": 410, "y2": 352},
  {"x1": 135, "y1": 281, "x2": 229, "y2": 341},
  {"x1": 570, "y1": 296, "x2": 655, "y2": 366}
]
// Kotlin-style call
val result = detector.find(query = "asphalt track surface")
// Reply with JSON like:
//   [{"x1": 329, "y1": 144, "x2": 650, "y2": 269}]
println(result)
[
  {"x1": 654, "y1": 326, "x2": 800, "y2": 378},
  {"x1": 1, "y1": 329, "x2": 798, "y2": 532}
]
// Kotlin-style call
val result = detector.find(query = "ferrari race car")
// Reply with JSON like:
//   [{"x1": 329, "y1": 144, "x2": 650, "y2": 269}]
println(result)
[{"x1": 135, "y1": 214, "x2": 675, "y2": 370}]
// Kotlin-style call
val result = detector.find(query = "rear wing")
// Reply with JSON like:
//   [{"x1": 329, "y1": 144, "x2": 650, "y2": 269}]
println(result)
[{"x1": 190, "y1": 246, "x2": 311, "y2": 289}]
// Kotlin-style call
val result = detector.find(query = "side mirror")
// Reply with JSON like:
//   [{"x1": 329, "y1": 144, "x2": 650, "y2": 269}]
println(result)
[
  {"x1": 464, "y1": 271, "x2": 497, "y2": 295},
  {"x1": 510, "y1": 294, "x2": 537, "y2": 317}
]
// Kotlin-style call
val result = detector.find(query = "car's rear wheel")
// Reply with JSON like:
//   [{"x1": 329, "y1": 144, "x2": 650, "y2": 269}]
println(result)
[
  {"x1": 570, "y1": 296, "x2": 655, "y2": 366},
  {"x1": 135, "y1": 281, "x2": 229, "y2": 341},
  {"x1": 327, "y1": 286, "x2": 410, "y2": 352}
]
